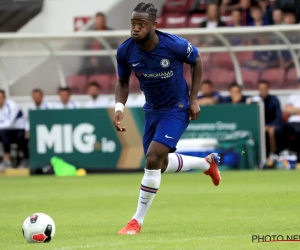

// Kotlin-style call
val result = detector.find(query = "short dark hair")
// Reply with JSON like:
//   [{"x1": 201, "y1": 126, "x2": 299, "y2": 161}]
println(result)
[
  {"x1": 87, "y1": 81, "x2": 100, "y2": 89},
  {"x1": 229, "y1": 82, "x2": 242, "y2": 91},
  {"x1": 284, "y1": 11, "x2": 296, "y2": 17},
  {"x1": 258, "y1": 80, "x2": 270, "y2": 86},
  {"x1": 133, "y1": 2, "x2": 158, "y2": 21},
  {"x1": 0, "y1": 89, "x2": 5, "y2": 96},
  {"x1": 95, "y1": 12, "x2": 105, "y2": 18},
  {"x1": 58, "y1": 87, "x2": 71, "y2": 93},
  {"x1": 32, "y1": 88, "x2": 43, "y2": 95},
  {"x1": 251, "y1": 5, "x2": 262, "y2": 12},
  {"x1": 201, "y1": 80, "x2": 213, "y2": 86}
]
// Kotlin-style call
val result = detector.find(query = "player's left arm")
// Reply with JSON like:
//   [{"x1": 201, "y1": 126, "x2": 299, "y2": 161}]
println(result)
[
  {"x1": 189, "y1": 52, "x2": 203, "y2": 120},
  {"x1": 176, "y1": 38, "x2": 202, "y2": 120}
]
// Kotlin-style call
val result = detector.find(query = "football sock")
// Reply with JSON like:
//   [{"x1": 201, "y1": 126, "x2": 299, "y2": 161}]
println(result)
[
  {"x1": 164, "y1": 153, "x2": 210, "y2": 173},
  {"x1": 132, "y1": 169, "x2": 161, "y2": 226}
]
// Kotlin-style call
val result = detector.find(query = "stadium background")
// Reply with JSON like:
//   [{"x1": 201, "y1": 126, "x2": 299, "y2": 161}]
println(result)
[
  {"x1": 1, "y1": 1, "x2": 300, "y2": 249},
  {"x1": 0, "y1": 0, "x2": 300, "y2": 175}
]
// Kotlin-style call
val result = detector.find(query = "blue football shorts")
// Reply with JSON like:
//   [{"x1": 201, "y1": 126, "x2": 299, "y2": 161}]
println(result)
[{"x1": 143, "y1": 109, "x2": 190, "y2": 155}]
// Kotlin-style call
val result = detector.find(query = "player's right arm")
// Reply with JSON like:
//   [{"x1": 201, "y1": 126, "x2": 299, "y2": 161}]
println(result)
[{"x1": 113, "y1": 45, "x2": 132, "y2": 132}]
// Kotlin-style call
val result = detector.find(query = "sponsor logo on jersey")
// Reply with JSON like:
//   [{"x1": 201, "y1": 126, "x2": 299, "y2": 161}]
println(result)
[
  {"x1": 187, "y1": 42, "x2": 193, "y2": 58},
  {"x1": 143, "y1": 70, "x2": 173, "y2": 79},
  {"x1": 160, "y1": 59, "x2": 170, "y2": 68}
]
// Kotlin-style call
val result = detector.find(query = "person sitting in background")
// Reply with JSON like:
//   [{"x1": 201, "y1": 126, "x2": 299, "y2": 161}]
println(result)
[
  {"x1": 251, "y1": 80, "x2": 282, "y2": 157},
  {"x1": 248, "y1": 5, "x2": 270, "y2": 26},
  {"x1": 91, "y1": 12, "x2": 113, "y2": 31},
  {"x1": 283, "y1": 11, "x2": 296, "y2": 24},
  {"x1": 25, "y1": 88, "x2": 52, "y2": 138},
  {"x1": 244, "y1": 37, "x2": 278, "y2": 73},
  {"x1": 220, "y1": 0, "x2": 241, "y2": 15},
  {"x1": 275, "y1": 0, "x2": 300, "y2": 23},
  {"x1": 84, "y1": 81, "x2": 110, "y2": 108},
  {"x1": 200, "y1": 3, "x2": 227, "y2": 28},
  {"x1": 0, "y1": 90, "x2": 28, "y2": 170},
  {"x1": 223, "y1": 82, "x2": 247, "y2": 103},
  {"x1": 276, "y1": 87, "x2": 300, "y2": 154},
  {"x1": 197, "y1": 80, "x2": 223, "y2": 105},
  {"x1": 278, "y1": 50, "x2": 293, "y2": 70},
  {"x1": 78, "y1": 12, "x2": 115, "y2": 76},
  {"x1": 53, "y1": 87, "x2": 80, "y2": 109},
  {"x1": 272, "y1": 8, "x2": 284, "y2": 25},
  {"x1": 231, "y1": 9, "x2": 243, "y2": 26},
  {"x1": 239, "y1": 0, "x2": 253, "y2": 25},
  {"x1": 257, "y1": 0, "x2": 273, "y2": 25},
  {"x1": 30, "y1": 88, "x2": 52, "y2": 110}
]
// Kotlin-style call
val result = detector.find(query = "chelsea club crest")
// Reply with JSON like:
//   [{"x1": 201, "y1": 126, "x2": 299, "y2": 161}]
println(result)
[{"x1": 160, "y1": 59, "x2": 170, "y2": 68}]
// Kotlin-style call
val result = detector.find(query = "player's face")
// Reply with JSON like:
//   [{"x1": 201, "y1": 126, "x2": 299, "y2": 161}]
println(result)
[
  {"x1": 131, "y1": 12, "x2": 156, "y2": 43},
  {"x1": 258, "y1": 83, "x2": 269, "y2": 98},
  {"x1": 32, "y1": 92, "x2": 43, "y2": 106},
  {"x1": 59, "y1": 90, "x2": 70, "y2": 104}
]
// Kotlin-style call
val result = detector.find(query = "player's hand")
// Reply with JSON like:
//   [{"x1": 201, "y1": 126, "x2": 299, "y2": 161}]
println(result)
[
  {"x1": 113, "y1": 111, "x2": 126, "y2": 132},
  {"x1": 189, "y1": 99, "x2": 200, "y2": 120}
]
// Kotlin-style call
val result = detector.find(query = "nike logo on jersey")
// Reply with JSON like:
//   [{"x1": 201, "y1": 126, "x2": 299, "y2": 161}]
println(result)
[
  {"x1": 132, "y1": 63, "x2": 140, "y2": 67},
  {"x1": 165, "y1": 134, "x2": 174, "y2": 139}
]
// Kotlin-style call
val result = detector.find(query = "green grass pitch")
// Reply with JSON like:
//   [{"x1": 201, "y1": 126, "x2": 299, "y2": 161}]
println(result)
[{"x1": 0, "y1": 170, "x2": 299, "y2": 250}]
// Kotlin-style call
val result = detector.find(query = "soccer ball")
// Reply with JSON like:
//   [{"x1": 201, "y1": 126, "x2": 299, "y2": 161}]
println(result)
[{"x1": 22, "y1": 213, "x2": 55, "y2": 243}]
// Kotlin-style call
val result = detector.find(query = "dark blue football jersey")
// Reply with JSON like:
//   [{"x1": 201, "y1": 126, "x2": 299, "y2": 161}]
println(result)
[{"x1": 117, "y1": 30, "x2": 199, "y2": 112}]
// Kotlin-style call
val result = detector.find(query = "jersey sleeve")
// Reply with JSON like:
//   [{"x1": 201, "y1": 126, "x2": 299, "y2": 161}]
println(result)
[
  {"x1": 175, "y1": 37, "x2": 199, "y2": 64},
  {"x1": 116, "y1": 46, "x2": 132, "y2": 79}
]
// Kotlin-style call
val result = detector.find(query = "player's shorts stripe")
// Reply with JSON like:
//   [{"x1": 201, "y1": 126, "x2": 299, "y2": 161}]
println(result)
[
  {"x1": 140, "y1": 184, "x2": 158, "y2": 194},
  {"x1": 175, "y1": 153, "x2": 183, "y2": 172}
]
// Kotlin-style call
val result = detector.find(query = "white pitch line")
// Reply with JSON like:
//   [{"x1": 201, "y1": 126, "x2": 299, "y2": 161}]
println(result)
[{"x1": 52, "y1": 234, "x2": 251, "y2": 250}]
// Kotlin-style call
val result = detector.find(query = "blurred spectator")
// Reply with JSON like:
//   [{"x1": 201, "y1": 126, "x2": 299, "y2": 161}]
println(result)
[
  {"x1": 53, "y1": 87, "x2": 80, "y2": 109},
  {"x1": 272, "y1": 8, "x2": 284, "y2": 24},
  {"x1": 251, "y1": 80, "x2": 282, "y2": 156},
  {"x1": 257, "y1": 0, "x2": 273, "y2": 25},
  {"x1": 200, "y1": 3, "x2": 227, "y2": 28},
  {"x1": 223, "y1": 82, "x2": 248, "y2": 103},
  {"x1": 84, "y1": 82, "x2": 109, "y2": 108},
  {"x1": 278, "y1": 50, "x2": 293, "y2": 70},
  {"x1": 231, "y1": 9, "x2": 243, "y2": 26},
  {"x1": 191, "y1": 0, "x2": 221, "y2": 14},
  {"x1": 244, "y1": 37, "x2": 278, "y2": 72},
  {"x1": 249, "y1": 5, "x2": 270, "y2": 26},
  {"x1": 220, "y1": 0, "x2": 241, "y2": 14},
  {"x1": 0, "y1": 90, "x2": 28, "y2": 170},
  {"x1": 276, "y1": 87, "x2": 300, "y2": 154},
  {"x1": 30, "y1": 88, "x2": 52, "y2": 110},
  {"x1": 275, "y1": 0, "x2": 300, "y2": 23},
  {"x1": 78, "y1": 12, "x2": 115, "y2": 76},
  {"x1": 25, "y1": 88, "x2": 52, "y2": 139},
  {"x1": 283, "y1": 11, "x2": 296, "y2": 24},
  {"x1": 197, "y1": 80, "x2": 223, "y2": 105},
  {"x1": 239, "y1": 0, "x2": 253, "y2": 25},
  {"x1": 90, "y1": 12, "x2": 113, "y2": 31}
]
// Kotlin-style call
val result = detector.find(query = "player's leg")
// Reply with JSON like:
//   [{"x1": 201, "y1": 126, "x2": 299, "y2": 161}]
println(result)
[
  {"x1": 131, "y1": 141, "x2": 169, "y2": 224},
  {"x1": 118, "y1": 113, "x2": 163, "y2": 234},
  {"x1": 156, "y1": 111, "x2": 221, "y2": 186}
]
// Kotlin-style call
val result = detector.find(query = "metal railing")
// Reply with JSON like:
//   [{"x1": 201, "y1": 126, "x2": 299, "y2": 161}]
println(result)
[{"x1": 0, "y1": 25, "x2": 299, "y2": 96}]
